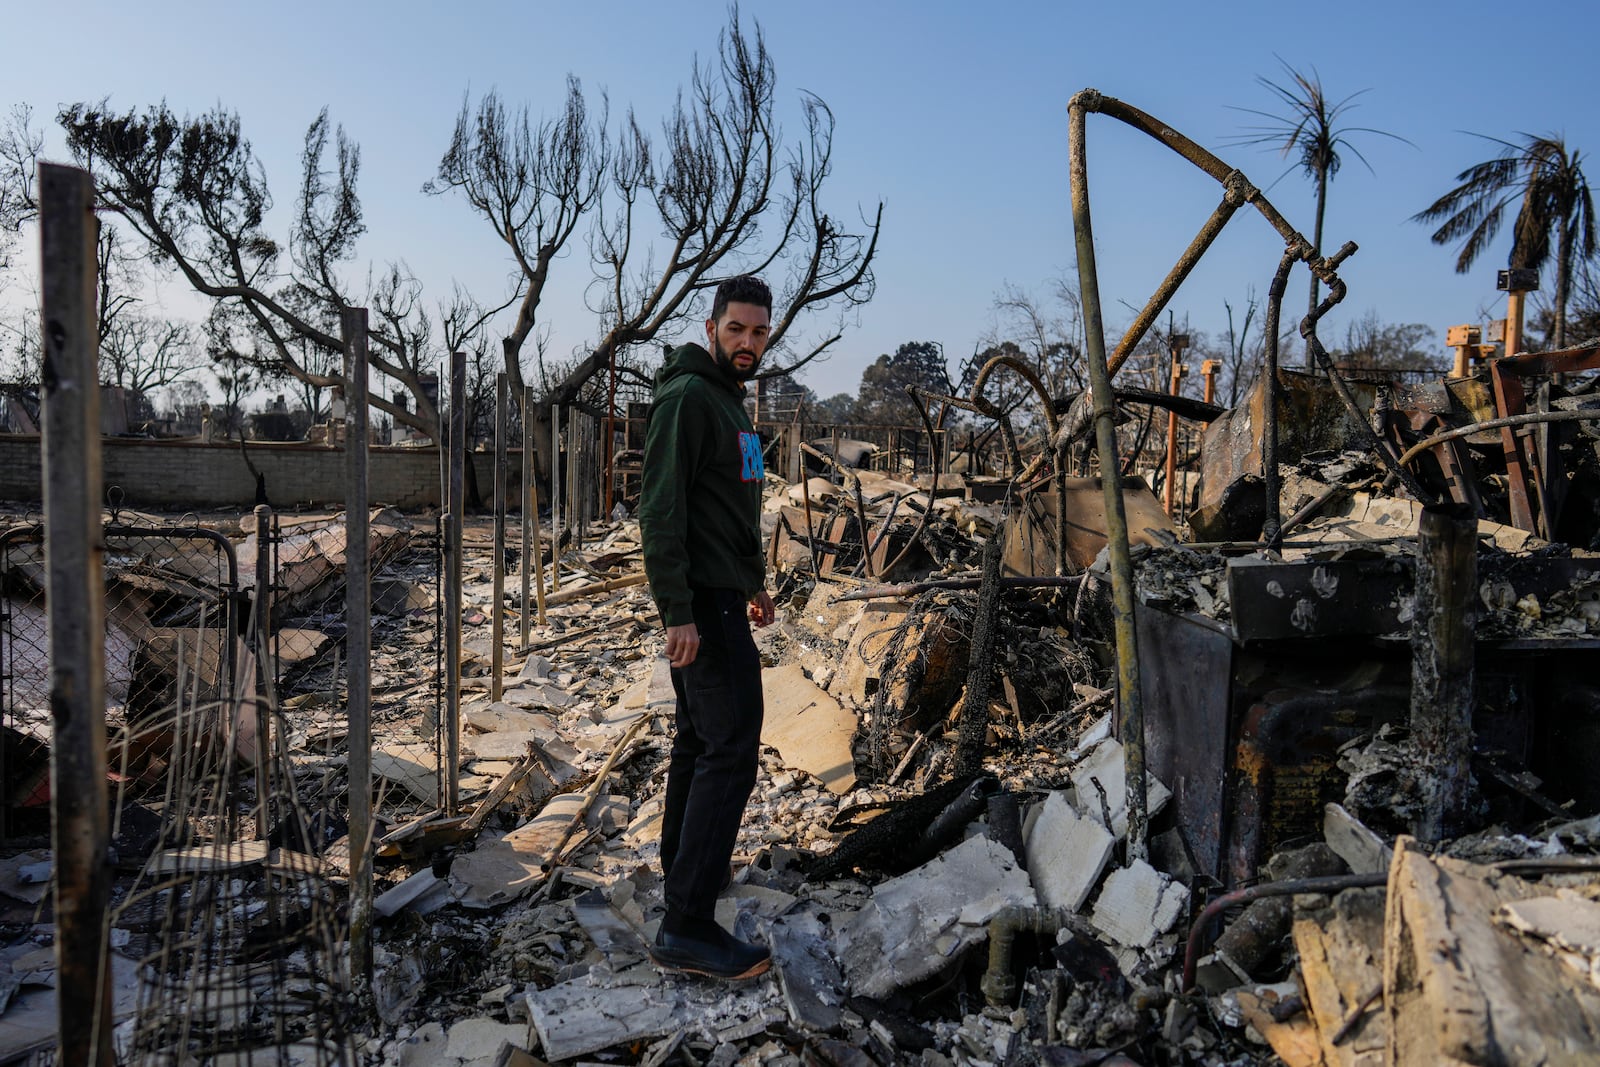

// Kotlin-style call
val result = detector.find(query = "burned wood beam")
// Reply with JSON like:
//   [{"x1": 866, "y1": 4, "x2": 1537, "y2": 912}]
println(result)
[
  {"x1": 1410, "y1": 505, "x2": 1479, "y2": 842},
  {"x1": 955, "y1": 530, "x2": 1003, "y2": 776}
]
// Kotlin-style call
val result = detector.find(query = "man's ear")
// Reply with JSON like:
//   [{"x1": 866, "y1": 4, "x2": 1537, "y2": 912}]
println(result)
[{"x1": 704, "y1": 317, "x2": 716, "y2": 346}]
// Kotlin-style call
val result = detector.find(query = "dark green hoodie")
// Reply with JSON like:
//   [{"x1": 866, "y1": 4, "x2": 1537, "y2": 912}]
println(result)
[{"x1": 639, "y1": 342, "x2": 766, "y2": 627}]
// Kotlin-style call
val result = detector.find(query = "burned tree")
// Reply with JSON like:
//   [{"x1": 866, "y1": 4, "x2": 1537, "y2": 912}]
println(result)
[
  {"x1": 426, "y1": 79, "x2": 608, "y2": 409},
  {"x1": 569, "y1": 13, "x2": 880, "y2": 407},
  {"x1": 59, "y1": 103, "x2": 444, "y2": 439}
]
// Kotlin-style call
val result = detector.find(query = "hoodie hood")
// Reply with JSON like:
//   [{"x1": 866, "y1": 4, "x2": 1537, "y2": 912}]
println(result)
[{"x1": 656, "y1": 342, "x2": 747, "y2": 397}]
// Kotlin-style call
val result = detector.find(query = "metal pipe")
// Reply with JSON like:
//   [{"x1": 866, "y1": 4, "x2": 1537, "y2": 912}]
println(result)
[
  {"x1": 252, "y1": 503, "x2": 274, "y2": 841},
  {"x1": 341, "y1": 305, "x2": 374, "y2": 986},
  {"x1": 550, "y1": 404, "x2": 562, "y2": 591},
  {"x1": 1259, "y1": 248, "x2": 1299, "y2": 548},
  {"x1": 524, "y1": 386, "x2": 548, "y2": 629},
  {"x1": 520, "y1": 387, "x2": 533, "y2": 648},
  {"x1": 445, "y1": 352, "x2": 466, "y2": 816},
  {"x1": 1108, "y1": 181, "x2": 1250, "y2": 378},
  {"x1": 1181, "y1": 872, "x2": 1386, "y2": 992},
  {"x1": 1070, "y1": 91, "x2": 1149, "y2": 862},
  {"x1": 492, "y1": 373, "x2": 507, "y2": 704},
  {"x1": 981, "y1": 905, "x2": 1073, "y2": 1007},
  {"x1": 39, "y1": 161, "x2": 113, "y2": 1067},
  {"x1": 1395, "y1": 407, "x2": 1600, "y2": 468},
  {"x1": 1299, "y1": 257, "x2": 1437, "y2": 506}
]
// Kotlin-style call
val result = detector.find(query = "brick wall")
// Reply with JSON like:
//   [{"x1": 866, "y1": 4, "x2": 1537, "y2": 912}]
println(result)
[{"x1": 0, "y1": 436, "x2": 514, "y2": 510}]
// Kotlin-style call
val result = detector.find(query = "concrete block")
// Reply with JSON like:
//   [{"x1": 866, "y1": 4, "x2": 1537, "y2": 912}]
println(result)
[
  {"x1": 1024, "y1": 791, "x2": 1114, "y2": 912},
  {"x1": 836, "y1": 834, "x2": 1035, "y2": 999},
  {"x1": 1070, "y1": 739, "x2": 1172, "y2": 840},
  {"x1": 1088, "y1": 860, "x2": 1189, "y2": 948}
]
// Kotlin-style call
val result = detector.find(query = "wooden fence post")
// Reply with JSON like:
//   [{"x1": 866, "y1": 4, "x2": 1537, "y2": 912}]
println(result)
[{"x1": 40, "y1": 161, "x2": 113, "y2": 1067}]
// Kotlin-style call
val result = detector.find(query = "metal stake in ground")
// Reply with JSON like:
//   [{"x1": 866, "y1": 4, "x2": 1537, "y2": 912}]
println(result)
[
  {"x1": 445, "y1": 352, "x2": 467, "y2": 816},
  {"x1": 342, "y1": 306, "x2": 375, "y2": 988},
  {"x1": 40, "y1": 160, "x2": 114, "y2": 1067},
  {"x1": 492, "y1": 373, "x2": 508, "y2": 704},
  {"x1": 1411, "y1": 505, "x2": 1479, "y2": 841}
]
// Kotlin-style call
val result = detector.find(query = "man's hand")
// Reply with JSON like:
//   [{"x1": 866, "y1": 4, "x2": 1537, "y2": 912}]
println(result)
[
  {"x1": 749, "y1": 590, "x2": 775, "y2": 628},
  {"x1": 664, "y1": 623, "x2": 700, "y2": 668}
]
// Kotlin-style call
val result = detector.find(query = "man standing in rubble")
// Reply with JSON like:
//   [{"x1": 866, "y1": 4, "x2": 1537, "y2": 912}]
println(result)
[{"x1": 639, "y1": 274, "x2": 776, "y2": 980}]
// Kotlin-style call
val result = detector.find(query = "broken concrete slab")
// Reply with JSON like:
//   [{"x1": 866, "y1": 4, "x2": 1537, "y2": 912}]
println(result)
[
  {"x1": 760, "y1": 664, "x2": 858, "y2": 795},
  {"x1": 1070, "y1": 739, "x2": 1172, "y2": 840},
  {"x1": 570, "y1": 887, "x2": 648, "y2": 970},
  {"x1": 524, "y1": 965, "x2": 771, "y2": 1062},
  {"x1": 465, "y1": 703, "x2": 561, "y2": 739},
  {"x1": 767, "y1": 909, "x2": 845, "y2": 1034},
  {"x1": 443, "y1": 1016, "x2": 534, "y2": 1064},
  {"x1": 1025, "y1": 791, "x2": 1114, "y2": 912},
  {"x1": 835, "y1": 834, "x2": 1035, "y2": 999},
  {"x1": 1089, "y1": 860, "x2": 1189, "y2": 949},
  {"x1": 375, "y1": 869, "x2": 458, "y2": 918}
]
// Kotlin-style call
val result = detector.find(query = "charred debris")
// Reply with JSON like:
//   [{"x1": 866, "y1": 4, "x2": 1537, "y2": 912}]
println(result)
[{"x1": 7, "y1": 95, "x2": 1600, "y2": 1067}]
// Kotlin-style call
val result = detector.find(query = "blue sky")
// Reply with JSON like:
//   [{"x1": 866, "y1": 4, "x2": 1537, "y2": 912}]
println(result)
[{"x1": 7, "y1": 0, "x2": 1600, "y2": 400}]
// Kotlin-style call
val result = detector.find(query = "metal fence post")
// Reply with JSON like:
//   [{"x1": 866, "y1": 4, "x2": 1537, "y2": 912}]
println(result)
[
  {"x1": 492, "y1": 374, "x2": 507, "y2": 703},
  {"x1": 550, "y1": 404, "x2": 562, "y2": 592},
  {"x1": 444, "y1": 353, "x2": 466, "y2": 816},
  {"x1": 40, "y1": 161, "x2": 113, "y2": 1067},
  {"x1": 341, "y1": 307, "x2": 374, "y2": 985},
  {"x1": 253, "y1": 503, "x2": 274, "y2": 842}
]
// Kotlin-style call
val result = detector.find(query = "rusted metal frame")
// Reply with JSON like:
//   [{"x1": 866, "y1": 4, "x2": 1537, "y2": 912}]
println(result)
[
  {"x1": 1108, "y1": 184, "x2": 1251, "y2": 379},
  {"x1": 1180, "y1": 872, "x2": 1388, "y2": 992},
  {"x1": 970, "y1": 352, "x2": 1061, "y2": 438},
  {"x1": 1069, "y1": 92, "x2": 1149, "y2": 863},
  {"x1": 1393, "y1": 409, "x2": 1484, "y2": 514},
  {"x1": 798, "y1": 442, "x2": 878, "y2": 580},
  {"x1": 1395, "y1": 408, "x2": 1600, "y2": 468},
  {"x1": 1488, "y1": 360, "x2": 1539, "y2": 532},
  {"x1": 872, "y1": 386, "x2": 947, "y2": 578},
  {"x1": 1300, "y1": 249, "x2": 1438, "y2": 507},
  {"x1": 39, "y1": 162, "x2": 113, "y2": 1067},
  {"x1": 1258, "y1": 249, "x2": 1299, "y2": 548},
  {"x1": 1495, "y1": 342, "x2": 1600, "y2": 376}
]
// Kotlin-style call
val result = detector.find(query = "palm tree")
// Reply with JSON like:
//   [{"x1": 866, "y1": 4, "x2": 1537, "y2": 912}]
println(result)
[
  {"x1": 1413, "y1": 134, "x2": 1596, "y2": 350},
  {"x1": 1227, "y1": 61, "x2": 1410, "y2": 355}
]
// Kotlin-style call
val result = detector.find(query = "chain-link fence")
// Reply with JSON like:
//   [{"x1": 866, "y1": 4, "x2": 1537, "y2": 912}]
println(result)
[{"x1": 1, "y1": 515, "x2": 358, "y2": 1064}]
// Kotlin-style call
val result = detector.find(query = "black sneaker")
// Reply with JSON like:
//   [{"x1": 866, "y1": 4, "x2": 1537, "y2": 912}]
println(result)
[{"x1": 650, "y1": 923, "x2": 771, "y2": 980}]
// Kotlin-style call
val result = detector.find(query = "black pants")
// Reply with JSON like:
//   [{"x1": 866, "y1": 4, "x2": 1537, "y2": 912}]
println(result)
[{"x1": 660, "y1": 587, "x2": 764, "y2": 922}]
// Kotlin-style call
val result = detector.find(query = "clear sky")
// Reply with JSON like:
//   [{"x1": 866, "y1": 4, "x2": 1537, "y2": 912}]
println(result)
[{"x1": 7, "y1": 0, "x2": 1600, "y2": 400}]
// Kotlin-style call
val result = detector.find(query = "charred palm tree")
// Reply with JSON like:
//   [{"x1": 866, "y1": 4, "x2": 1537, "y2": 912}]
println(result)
[
  {"x1": 1413, "y1": 134, "x2": 1596, "y2": 350},
  {"x1": 1227, "y1": 60, "x2": 1410, "y2": 357}
]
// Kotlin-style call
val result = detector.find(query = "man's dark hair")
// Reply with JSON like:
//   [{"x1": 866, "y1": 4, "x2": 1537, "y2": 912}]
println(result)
[{"x1": 710, "y1": 275, "x2": 772, "y2": 322}]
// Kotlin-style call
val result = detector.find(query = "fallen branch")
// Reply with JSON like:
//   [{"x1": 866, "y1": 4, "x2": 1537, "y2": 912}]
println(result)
[
  {"x1": 541, "y1": 572, "x2": 649, "y2": 606},
  {"x1": 539, "y1": 713, "x2": 651, "y2": 873}
]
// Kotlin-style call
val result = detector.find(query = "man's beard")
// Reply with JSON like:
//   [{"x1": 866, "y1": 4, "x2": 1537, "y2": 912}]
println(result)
[{"x1": 713, "y1": 336, "x2": 760, "y2": 381}]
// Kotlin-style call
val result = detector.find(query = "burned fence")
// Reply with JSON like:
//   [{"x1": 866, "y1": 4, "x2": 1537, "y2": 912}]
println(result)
[{"x1": 1, "y1": 511, "x2": 359, "y2": 1063}]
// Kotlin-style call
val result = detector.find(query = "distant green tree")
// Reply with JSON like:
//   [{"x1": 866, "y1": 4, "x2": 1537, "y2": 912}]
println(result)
[
  {"x1": 852, "y1": 341, "x2": 950, "y2": 427},
  {"x1": 1228, "y1": 61, "x2": 1409, "y2": 348},
  {"x1": 809, "y1": 391, "x2": 856, "y2": 425},
  {"x1": 1413, "y1": 133, "x2": 1596, "y2": 350}
]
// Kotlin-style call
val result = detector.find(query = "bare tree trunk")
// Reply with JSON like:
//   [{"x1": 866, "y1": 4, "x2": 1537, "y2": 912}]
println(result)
[{"x1": 1306, "y1": 169, "x2": 1327, "y2": 367}]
